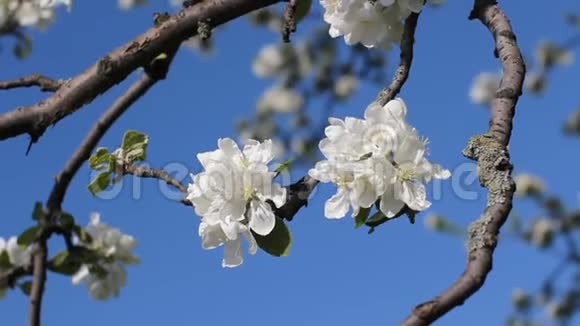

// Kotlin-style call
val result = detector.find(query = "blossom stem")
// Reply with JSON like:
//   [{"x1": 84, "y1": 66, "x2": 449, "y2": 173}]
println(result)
[{"x1": 375, "y1": 12, "x2": 420, "y2": 106}]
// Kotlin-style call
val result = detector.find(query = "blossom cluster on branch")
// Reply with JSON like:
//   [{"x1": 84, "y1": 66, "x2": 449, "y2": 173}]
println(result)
[
  {"x1": 71, "y1": 213, "x2": 139, "y2": 300},
  {"x1": 320, "y1": 0, "x2": 424, "y2": 48},
  {"x1": 186, "y1": 139, "x2": 287, "y2": 267},
  {"x1": 309, "y1": 98, "x2": 450, "y2": 219}
]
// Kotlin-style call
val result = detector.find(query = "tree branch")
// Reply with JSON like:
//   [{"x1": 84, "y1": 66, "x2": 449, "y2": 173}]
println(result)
[
  {"x1": 0, "y1": 74, "x2": 65, "y2": 92},
  {"x1": 123, "y1": 163, "x2": 188, "y2": 193},
  {"x1": 375, "y1": 12, "x2": 419, "y2": 106},
  {"x1": 0, "y1": 0, "x2": 280, "y2": 143},
  {"x1": 26, "y1": 44, "x2": 180, "y2": 326},
  {"x1": 401, "y1": 1, "x2": 525, "y2": 325}
]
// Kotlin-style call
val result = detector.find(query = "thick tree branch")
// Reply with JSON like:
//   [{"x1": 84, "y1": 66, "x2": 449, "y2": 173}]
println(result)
[
  {"x1": 376, "y1": 12, "x2": 419, "y2": 105},
  {"x1": 0, "y1": 74, "x2": 64, "y2": 92},
  {"x1": 401, "y1": 1, "x2": 525, "y2": 325},
  {"x1": 0, "y1": 0, "x2": 280, "y2": 143}
]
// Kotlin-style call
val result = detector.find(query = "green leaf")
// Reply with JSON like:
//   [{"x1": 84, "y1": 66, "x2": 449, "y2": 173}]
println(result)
[
  {"x1": 88, "y1": 147, "x2": 111, "y2": 170},
  {"x1": 365, "y1": 211, "x2": 389, "y2": 227},
  {"x1": 17, "y1": 226, "x2": 40, "y2": 246},
  {"x1": 19, "y1": 281, "x2": 32, "y2": 296},
  {"x1": 87, "y1": 171, "x2": 111, "y2": 195},
  {"x1": 121, "y1": 130, "x2": 148, "y2": 162},
  {"x1": 295, "y1": 0, "x2": 313, "y2": 22},
  {"x1": 354, "y1": 207, "x2": 371, "y2": 228},
  {"x1": 49, "y1": 251, "x2": 82, "y2": 276},
  {"x1": 59, "y1": 212, "x2": 75, "y2": 231},
  {"x1": 253, "y1": 218, "x2": 292, "y2": 257},
  {"x1": 14, "y1": 35, "x2": 32, "y2": 59},
  {"x1": 274, "y1": 157, "x2": 295, "y2": 175},
  {"x1": 72, "y1": 225, "x2": 93, "y2": 244},
  {"x1": 89, "y1": 264, "x2": 108, "y2": 279},
  {"x1": 31, "y1": 202, "x2": 43, "y2": 221},
  {"x1": 0, "y1": 251, "x2": 12, "y2": 269}
]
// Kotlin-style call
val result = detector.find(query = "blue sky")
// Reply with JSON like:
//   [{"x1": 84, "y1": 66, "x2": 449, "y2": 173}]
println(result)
[{"x1": 1, "y1": 1, "x2": 579, "y2": 325}]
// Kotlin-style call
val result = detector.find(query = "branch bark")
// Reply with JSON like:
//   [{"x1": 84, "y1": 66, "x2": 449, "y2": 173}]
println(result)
[
  {"x1": 0, "y1": 74, "x2": 64, "y2": 92},
  {"x1": 0, "y1": 0, "x2": 280, "y2": 143},
  {"x1": 376, "y1": 12, "x2": 419, "y2": 106},
  {"x1": 401, "y1": 1, "x2": 525, "y2": 325}
]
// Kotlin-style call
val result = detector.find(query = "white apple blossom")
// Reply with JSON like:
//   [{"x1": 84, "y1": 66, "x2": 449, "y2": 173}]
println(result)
[
  {"x1": 535, "y1": 41, "x2": 574, "y2": 69},
  {"x1": 309, "y1": 98, "x2": 450, "y2": 219},
  {"x1": 187, "y1": 138, "x2": 286, "y2": 267},
  {"x1": 253, "y1": 44, "x2": 286, "y2": 78},
  {"x1": 320, "y1": 0, "x2": 423, "y2": 48},
  {"x1": 0, "y1": 0, "x2": 71, "y2": 30},
  {"x1": 513, "y1": 173, "x2": 545, "y2": 197},
  {"x1": 72, "y1": 213, "x2": 138, "y2": 300},
  {"x1": 334, "y1": 74, "x2": 359, "y2": 98},
  {"x1": 257, "y1": 85, "x2": 304, "y2": 113},
  {"x1": 118, "y1": 0, "x2": 147, "y2": 10},
  {"x1": 469, "y1": 72, "x2": 500, "y2": 105},
  {"x1": 0, "y1": 236, "x2": 32, "y2": 299}
]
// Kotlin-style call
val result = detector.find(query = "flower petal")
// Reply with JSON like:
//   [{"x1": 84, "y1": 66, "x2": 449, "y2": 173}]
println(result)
[
  {"x1": 222, "y1": 238, "x2": 243, "y2": 268},
  {"x1": 248, "y1": 199, "x2": 276, "y2": 236},
  {"x1": 324, "y1": 188, "x2": 350, "y2": 218}
]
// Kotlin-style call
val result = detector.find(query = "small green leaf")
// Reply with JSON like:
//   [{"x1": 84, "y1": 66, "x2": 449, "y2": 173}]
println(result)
[
  {"x1": 295, "y1": 0, "x2": 313, "y2": 22},
  {"x1": 88, "y1": 147, "x2": 111, "y2": 170},
  {"x1": 49, "y1": 251, "x2": 82, "y2": 276},
  {"x1": 17, "y1": 226, "x2": 40, "y2": 246},
  {"x1": 52, "y1": 251, "x2": 69, "y2": 267},
  {"x1": 0, "y1": 251, "x2": 12, "y2": 269},
  {"x1": 365, "y1": 211, "x2": 389, "y2": 227},
  {"x1": 31, "y1": 202, "x2": 43, "y2": 221},
  {"x1": 72, "y1": 225, "x2": 93, "y2": 244},
  {"x1": 19, "y1": 281, "x2": 32, "y2": 296},
  {"x1": 14, "y1": 35, "x2": 32, "y2": 59},
  {"x1": 89, "y1": 264, "x2": 108, "y2": 279},
  {"x1": 354, "y1": 207, "x2": 371, "y2": 228},
  {"x1": 87, "y1": 171, "x2": 112, "y2": 195},
  {"x1": 59, "y1": 213, "x2": 75, "y2": 231},
  {"x1": 121, "y1": 130, "x2": 148, "y2": 162},
  {"x1": 253, "y1": 218, "x2": 292, "y2": 257},
  {"x1": 274, "y1": 157, "x2": 295, "y2": 175}
]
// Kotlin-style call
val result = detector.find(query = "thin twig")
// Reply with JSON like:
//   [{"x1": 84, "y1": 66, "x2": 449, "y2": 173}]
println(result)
[
  {"x1": 282, "y1": 0, "x2": 297, "y2": 42},
  {"x1": 401, "y1": 1, "x2": 525, "y2": 325},
  {"x1": 0, "y1": 0, "x2": 281, "y2": 143},
  {"x1": 0, "y1": 74, "x2": 64, "y2": 92},
  {"x1": 123, "y1": 164, "x2": 188, "y2": 193},
  {"x1": 376, "y1": 12, "x2": 420, "y2": 106}
]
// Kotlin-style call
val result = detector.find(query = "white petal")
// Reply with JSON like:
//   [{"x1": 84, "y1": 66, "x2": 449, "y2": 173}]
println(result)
[
  {"x1": 248, "y1": 200, "x2": 276, "y2": 236},
  {"x1": 398, "y1": 181, "x2": 431, "y2": 212},
  {"x1": 243, "y1": 230, "x2": 258, "y2": 255},
  {"x1": 269, "y1": 183, "x2": 287, "y2": 208},
  {"x1": 324, "y1": 188, "x2": 350, "y2": 218},
  {"x1": 72, "y1": 265, "x2": 90, "y2": 285},
  {"x1": 380, "y1": 185, "x2": 405, "y2": 218},
  {"x1": 218, "y1": 138, "x2": 242, "y2": 158},
  {"x1": 222, "y1": 238, "x2": 243, "y2": 268},
  {"x1": 198, "y1": 222, "x2": 226, "y2": 249}
]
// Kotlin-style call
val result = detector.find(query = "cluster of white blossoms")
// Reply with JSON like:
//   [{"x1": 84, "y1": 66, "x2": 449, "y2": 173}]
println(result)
[
  {"x1": 320, "y1": 0, "x2": 424, "y2": 48},
  {"x1": 187, "y1": 138, "x2": 286, "y2": 267},
  {"x1": 0, "y1": 237, "x2": 32, "y2": 298},
  {"x1": 72, "y1": 213, "x2": 139, "y2": 300},
  {"x1": 469, "y1": 72, "x2": 500, "y2": 106},
  {"x1": 0, "y1": 0, "x2": 71, "y2": 30},
  {"x1": 309, "y1": 98, "x2": 450, "y2": 219}
]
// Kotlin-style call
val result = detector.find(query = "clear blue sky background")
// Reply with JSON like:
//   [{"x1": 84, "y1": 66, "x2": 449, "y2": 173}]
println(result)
[{"x1": 1, "y1": 1, "x2": 579, "y2": 325}]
